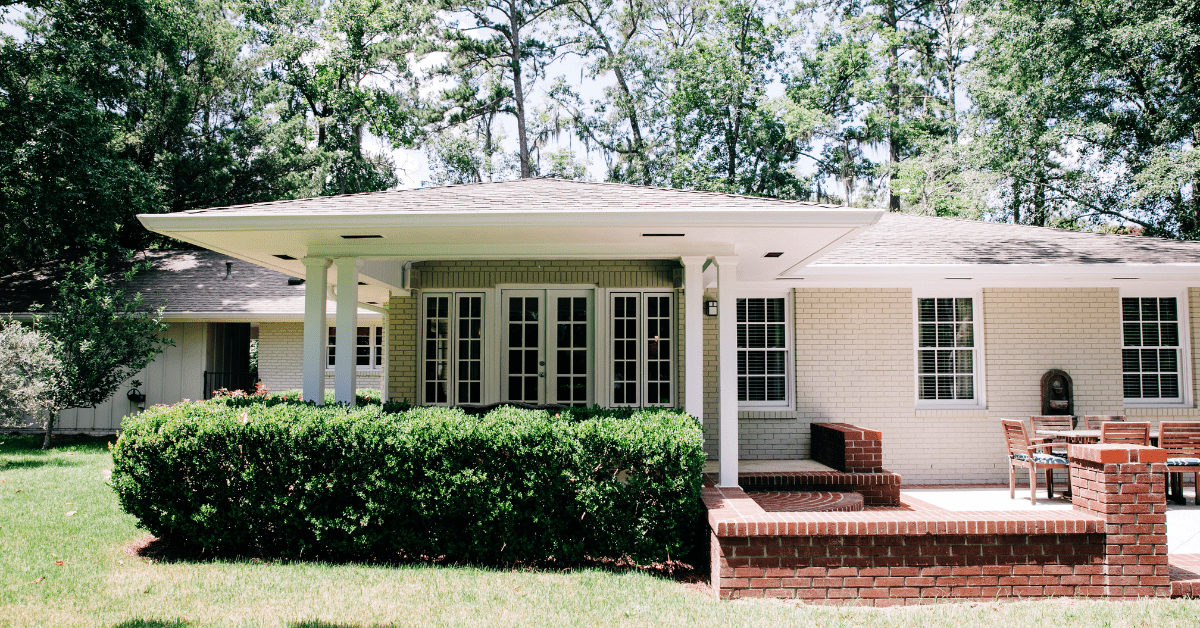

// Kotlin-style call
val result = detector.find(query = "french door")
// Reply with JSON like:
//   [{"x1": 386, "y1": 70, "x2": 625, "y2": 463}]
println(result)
[{"x1": 502, "y1": 289, "x2": 594, "y2": 406}]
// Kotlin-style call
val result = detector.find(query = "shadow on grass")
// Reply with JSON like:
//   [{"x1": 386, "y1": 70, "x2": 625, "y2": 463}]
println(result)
[
  {"x1": 0, "y1": 433, "x2": 116, "y2": 456},
  {"x1": 112, "y1": 620, "x2": 194, "y2": 628},
  {"x1": 0, "y1": 457, "x2": 82, "y2": 470},
  {"x1": 128, "y1": 535, "x2": 710, "y2": 585}
]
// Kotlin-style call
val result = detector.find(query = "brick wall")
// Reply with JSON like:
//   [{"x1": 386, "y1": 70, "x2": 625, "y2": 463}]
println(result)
[
  {"x1": 707, "y1": 443, "x2": 1171, "y2": 604},
  {"x1": 1069, "y1": 444, "x2": 1171, "y2": 597},
  {"x1": 258, "y1": 321, "x2": 383, "y2": 394},
  {"x1": 715, "y1": 532, "x2": 1106, "y2": 603},
  {"x1": 387, "y1": 295, "x2": 418, "y2": 404},
  {"x1": 781, "y1": 287, "x2": 1158, "y2": 484},
  {"x1": 810, "y1": 423, "x2": 884, "y2": 473}
]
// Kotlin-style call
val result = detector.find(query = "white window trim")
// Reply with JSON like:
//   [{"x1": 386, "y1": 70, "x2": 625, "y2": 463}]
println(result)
[
  {"x1": 736, "y1": 289, "x2": 794, "y2": 411},
  {"x1": 912, "y1": 289, "x2": 987, "y2": 410},
  {"x1": 417, "y1": 291, "x2": 487, "y2": 406},
  {"x1": 601, "y1": 290, "x2": 677, "y2": 409},
  {"x1": 325, "y1": 323, "x2": 384, "y2": 372},
  {"x1": 1120, "y1": 287, "x2": 1193, "y2": 408}
]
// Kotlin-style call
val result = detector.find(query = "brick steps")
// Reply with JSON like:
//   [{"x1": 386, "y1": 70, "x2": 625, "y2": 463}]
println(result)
[
  {"x1": 736, "y1": 470, "x2": 902, "y2": 507},
  {"x1": 749, "y1": 491, "x2": 864, "y2": 513}
]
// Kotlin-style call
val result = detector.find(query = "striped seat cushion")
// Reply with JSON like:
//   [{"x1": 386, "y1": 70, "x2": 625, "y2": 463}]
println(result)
[
  {"x1": 1167, "y1": 457, "x2": 1200, "y2": 467},
  {"x1": 1012, "y1": 452, "x2": 1068, "y2": 465}
]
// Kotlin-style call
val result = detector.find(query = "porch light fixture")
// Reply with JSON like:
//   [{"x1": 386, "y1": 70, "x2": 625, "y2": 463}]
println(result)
[
  {"x1": 705, "y1": 300, "x2": 719, "y2": 316},
  {"x1": 272, "y1": 254, "x2": 297, "y2": 260},
  {"x1": 287, "y1": 278, "x2": 305, "y2": 286},
  {"x1": 340, "y1": 234, "x2": 383, "y2": 239},
  {"x1": 642, "y1": 233, "x2": 685, "y2": 237},
  {"x1": 764, "y1": 252, "x2": 784, "y2": 258}
]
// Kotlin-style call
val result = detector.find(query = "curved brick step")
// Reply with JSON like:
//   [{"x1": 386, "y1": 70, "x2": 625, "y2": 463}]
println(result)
[
  {"x1": 748, "y1": 491, "x2": 864, "y2": 512},
  {"x1": 737, "y1": 470, "x2": 902, "y2": 506}
]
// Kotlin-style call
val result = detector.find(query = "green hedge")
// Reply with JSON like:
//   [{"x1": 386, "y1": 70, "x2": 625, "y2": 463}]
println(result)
[{"x1": 110, "y1": 400, "x2": 706, "y2": 565}]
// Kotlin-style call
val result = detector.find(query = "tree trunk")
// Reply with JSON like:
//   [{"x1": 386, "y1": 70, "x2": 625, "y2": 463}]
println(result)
[
  {"x1": 41, "y1": 411, "x2": 55, "y2": 450},
  {"x1": 510, "y1": 7, "x2": 532, "y2": 179},
  {"x1": 885, "y1": 0, "x2": 901, "y2": 212}
]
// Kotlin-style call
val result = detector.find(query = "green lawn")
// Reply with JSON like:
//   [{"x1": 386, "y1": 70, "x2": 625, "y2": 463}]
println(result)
[{"x1": 2, "y1": 435, "x2": 1199, "y2": 627}]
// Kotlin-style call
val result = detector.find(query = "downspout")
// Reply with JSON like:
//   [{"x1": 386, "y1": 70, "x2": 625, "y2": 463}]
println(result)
[{"x1": 328, "y1": 284, "x2": 391, "y2": 403}]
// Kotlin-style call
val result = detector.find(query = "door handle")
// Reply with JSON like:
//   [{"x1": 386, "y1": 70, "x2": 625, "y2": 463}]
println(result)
[{"x1": 539, "y1": 372, "x2": 545, "y2": 377}]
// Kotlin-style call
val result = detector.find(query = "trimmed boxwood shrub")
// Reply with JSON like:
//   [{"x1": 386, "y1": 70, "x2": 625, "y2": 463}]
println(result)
[{"x1": 110, "y1": 400, "x2": 705, "y2": 565}]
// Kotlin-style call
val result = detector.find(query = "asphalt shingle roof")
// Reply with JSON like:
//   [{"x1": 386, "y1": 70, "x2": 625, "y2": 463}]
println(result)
[
  {"x1": 177, "y1": 178, "x2": 845, "y2": 215},
  {"x1": 814, "y1": 213, "x2": 1200, "y2": 266},
  {"x1": 0, "y1": 250, "x2": 309, "y2": 315}
]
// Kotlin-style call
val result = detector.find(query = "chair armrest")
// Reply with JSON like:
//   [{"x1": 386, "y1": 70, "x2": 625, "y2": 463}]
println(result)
[{"x1": 1028, "y1": 443, "x2": 1064, "y2": 453}]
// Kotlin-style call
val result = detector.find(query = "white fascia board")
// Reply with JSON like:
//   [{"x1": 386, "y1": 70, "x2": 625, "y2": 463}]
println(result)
[
  {"x1": 161, "y1": 311, "x2": 383, "y2": 322},
  {"x1": 781, "y1": 263, "x2": 1200, "y2": 287},
  {"x1": 139, "y1": 208, "x2": 882, "y2": 231}
]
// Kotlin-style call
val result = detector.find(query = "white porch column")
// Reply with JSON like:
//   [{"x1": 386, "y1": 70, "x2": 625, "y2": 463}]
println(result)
[
  {"x1": 715, "y1": 256, "x2": 739, "y2": 488},
  {"x1": 302, "y1": 257, "x2": 331, "y2": 405},
  {"x1": 679, "y1": 256, "x2": 706, "y2": 423},
  {"x1": 333, "y1": 257, "x2": 362, "y2": 406}
]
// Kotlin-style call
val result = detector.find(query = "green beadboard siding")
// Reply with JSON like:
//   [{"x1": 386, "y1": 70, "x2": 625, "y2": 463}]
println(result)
[{"x1": 413, "y1": 259, "x2": 680, "y2": 289}]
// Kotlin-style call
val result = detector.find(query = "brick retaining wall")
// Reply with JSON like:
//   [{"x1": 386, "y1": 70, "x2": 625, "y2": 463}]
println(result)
[{"x1": 707, "y1": 442, "x2": 1174, "y2": 604}]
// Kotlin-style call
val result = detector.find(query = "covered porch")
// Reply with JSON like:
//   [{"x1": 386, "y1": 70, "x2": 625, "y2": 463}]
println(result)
[{"x1": 138, "y1": 180, "x2": 882, "y2": 488}]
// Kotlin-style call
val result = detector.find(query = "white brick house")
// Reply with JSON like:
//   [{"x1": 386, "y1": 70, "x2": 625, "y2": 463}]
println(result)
[{"x1": 107, "y1": 178, "x2": 1200, "y2": 483}]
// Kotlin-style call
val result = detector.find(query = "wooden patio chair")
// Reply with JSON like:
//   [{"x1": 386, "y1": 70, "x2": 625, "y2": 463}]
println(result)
[
  {"x1": 1100, "y1": 421, "x2": 1150, "y2": 446},
  {"x1": 1082, "y1": 415, "x2": 1126, "y2": 430},
  {"x1": 1029, "y1": 415, "x2": 1072, "y2": 455},
  {"x1": 1002, "y1": 419, "x2": 1069, "y2": 505},
  {"x1": 1160, "y1": 421, "x2": 1200, "y2": 506}
]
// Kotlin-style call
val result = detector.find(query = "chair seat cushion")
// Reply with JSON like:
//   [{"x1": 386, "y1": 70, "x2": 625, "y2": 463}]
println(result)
[
  {"x1": 1167, "y1": 457, "x2": 1200, "y2": 467},
  {"x1": 1013, "y1": 452, "x2": 1068, "y2": 465}
]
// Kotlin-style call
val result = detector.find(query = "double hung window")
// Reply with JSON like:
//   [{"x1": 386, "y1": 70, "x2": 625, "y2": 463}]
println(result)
[
  {"x1": 423, "y1": 293, "x2": 485, "y2": 405},
  {"x1": 326, "y1": 326, "x2": 383, "y2": 369},
  {"x1": 915, "y1": 297, "x2": 978, "y2": 403},
  {"x1": 737, "y1": 297, "x2": 788, "y2": 404},
  {"x1": 1123, "y1": 297, "x2": 1182, "y2": 402}
]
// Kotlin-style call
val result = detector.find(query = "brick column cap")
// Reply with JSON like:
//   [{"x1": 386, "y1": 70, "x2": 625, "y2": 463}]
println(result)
[{"x1": 1068, "y1": 444, "x2": 1167, "y2": 464}]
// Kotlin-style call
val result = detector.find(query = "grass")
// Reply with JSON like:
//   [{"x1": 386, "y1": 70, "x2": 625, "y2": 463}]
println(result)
[{"x1": 3, "y1": 436, "x2": 1200, "y2": 627}]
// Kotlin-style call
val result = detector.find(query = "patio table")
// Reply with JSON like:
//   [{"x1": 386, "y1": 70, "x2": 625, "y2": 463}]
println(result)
[{"x1": 1035, "y1": 429, "x2": 1159, "y2": 445}]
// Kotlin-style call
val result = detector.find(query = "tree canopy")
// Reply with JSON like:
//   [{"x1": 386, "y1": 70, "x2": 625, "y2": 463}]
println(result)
[{"x1": 1, "y1": 0, "x2": 1197, "y2": 271}]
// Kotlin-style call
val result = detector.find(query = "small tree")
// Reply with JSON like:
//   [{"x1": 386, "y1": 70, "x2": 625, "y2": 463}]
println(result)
[
  {"x1": 34, "y1": 255, "x2": 171, "y2": 449},
  {"x1": 0, "y1": 320, "x2": 63, "y2": 430}
]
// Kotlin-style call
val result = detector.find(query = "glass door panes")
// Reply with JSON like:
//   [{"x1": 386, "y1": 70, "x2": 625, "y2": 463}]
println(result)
[
  {"x1": 610, "y1": 292, "x2": 674, "y2": 407},
  {"x1": 1123, "y1": 297, "x2": 1181, "y2": 400},
  {"x1": 916, "y1": 297, "x2": 975, "y2": 400},
  {"x1": 505, "y1": 293, "x2": 543, "y2": 403},
  {"x1": 553, "y1": 295, "x2": 590, "y2": 406},
  {"x1": 645, "y1": 295, "x2": 673, "y2": 405},
  {"x1": 424, "y1": 296, "x2": 451, "y2": 404},
  {"x1": 422, "y1": 293, "x2": 484, "y2": 406},
  {"x1": 737, "y1": 298, "x2": 787, "y2": 402},
  {"x1": 457, "y1": 295, "x2": 483, "y2": 404},
  {"x1": 612, "y1": 295, "x2": 638, "y2": 405}
]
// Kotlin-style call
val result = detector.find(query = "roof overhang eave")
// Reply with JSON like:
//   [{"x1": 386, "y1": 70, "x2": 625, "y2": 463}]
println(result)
[{"x1": 137, "y1": 207, "x2": 883, "y2": 233}]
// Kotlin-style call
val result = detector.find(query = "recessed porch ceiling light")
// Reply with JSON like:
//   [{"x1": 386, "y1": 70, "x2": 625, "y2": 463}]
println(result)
[
  {"x1": 764, "y1": 252, "x2": 784, "y2": 258},
  {"x1": 341, "y1": 234, "x2": 383, "y2": 239},
  {"x1": 273, "y1": 254, "x2": 297, "y2": 260},
  {"x1": 642, "y1": 233, "x2": 685, "y2": 237}
]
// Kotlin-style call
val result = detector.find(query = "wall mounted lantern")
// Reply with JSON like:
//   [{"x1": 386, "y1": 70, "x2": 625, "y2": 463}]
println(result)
[{"x1": 705, "y1": 300, "x2": 719, "y2": 316}]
